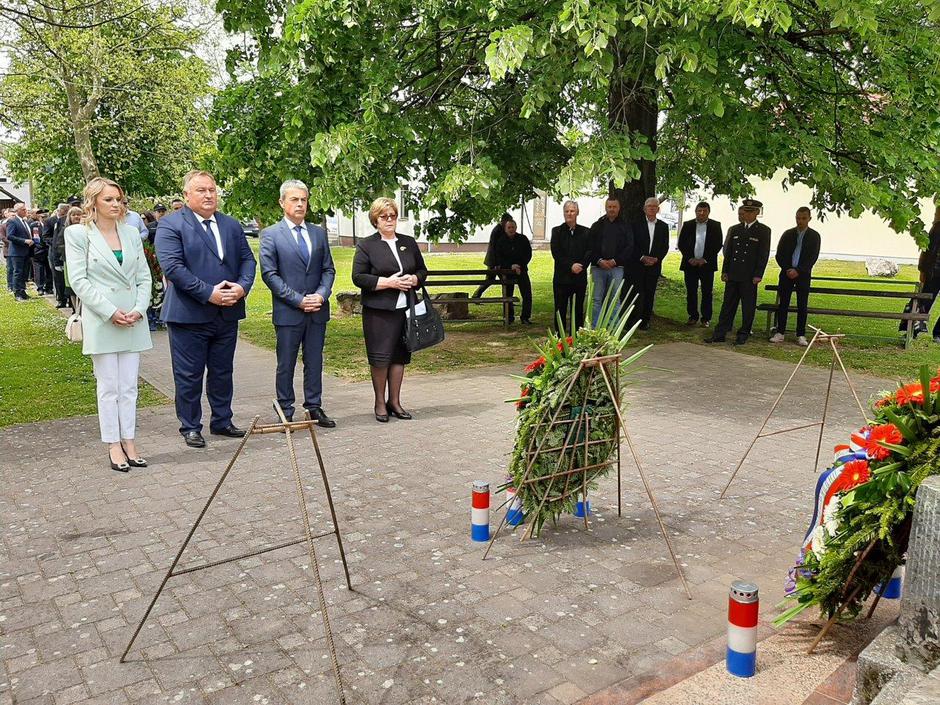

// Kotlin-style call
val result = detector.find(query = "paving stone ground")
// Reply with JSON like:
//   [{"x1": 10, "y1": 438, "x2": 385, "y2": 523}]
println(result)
[{"x1": 0, "y1": 331, "x2": 894, "y2": 705}]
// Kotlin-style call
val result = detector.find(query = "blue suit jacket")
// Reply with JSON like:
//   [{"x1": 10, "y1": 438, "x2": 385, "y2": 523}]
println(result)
[
  {"x1": 260, "y1": 219, "x2": 335, "y2": 326},
  {"x1": 6, "y1": 217, "x2": 33, "y2": 257},
  {"x1": 155, "y1": 206, "x2": 256, "y2": 324}
]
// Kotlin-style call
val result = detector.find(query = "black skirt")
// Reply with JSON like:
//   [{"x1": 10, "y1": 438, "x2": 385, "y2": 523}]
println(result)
[{"x1": 362, "y1": 306, "x2": 411, "y2": 367}]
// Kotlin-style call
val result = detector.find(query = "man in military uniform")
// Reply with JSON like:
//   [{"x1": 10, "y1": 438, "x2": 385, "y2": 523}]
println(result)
[{"x1": 706, "y1": 199, "x2": 771, "y2": 345}]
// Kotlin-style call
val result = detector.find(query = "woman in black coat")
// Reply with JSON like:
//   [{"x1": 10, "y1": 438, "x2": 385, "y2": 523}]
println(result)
[{"x1": 351, "y1": 197, "x2": 428, "y2": 422}]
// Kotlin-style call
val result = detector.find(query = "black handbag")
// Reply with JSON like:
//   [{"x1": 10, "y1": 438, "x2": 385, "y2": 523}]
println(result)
[{"x1": 404, "y1": 286, "x2": 445, "y2": 352}]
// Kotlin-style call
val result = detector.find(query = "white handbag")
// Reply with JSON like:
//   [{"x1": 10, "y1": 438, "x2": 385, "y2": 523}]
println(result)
[{"x1": 65, "y1": 298, "x2": 83, "y2": 342}]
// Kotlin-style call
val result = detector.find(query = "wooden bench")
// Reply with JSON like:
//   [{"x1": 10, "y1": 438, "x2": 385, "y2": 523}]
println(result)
[
  {"x1": 424, "y1": 268, "x2": 519, "y2": 327},
  {"x1": 756, "y1": 275, "x2": 933, "y2": 349}
]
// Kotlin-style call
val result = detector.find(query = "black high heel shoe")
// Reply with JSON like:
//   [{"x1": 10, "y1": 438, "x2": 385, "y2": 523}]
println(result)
[
  {"x1": 386, "y1": 405, "x2": 413, "y2": 420},
  {"x1": 120, "y1": 442, "x2": 148, "y2": 468},
  {"x1": 109, "y1": 449, "x2": 130, "y2": 473},
  {"x1": 375, "y1": 410, "x2": 389, "y2": 423}
]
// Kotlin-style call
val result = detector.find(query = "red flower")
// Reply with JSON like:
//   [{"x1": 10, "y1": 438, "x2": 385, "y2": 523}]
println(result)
[
  {"x1": 896, "y1": 383, "x2": 924, "y2": 406},
  {"x1": 524, "y1": 356, "x2": 546, "y2": 374},
  {"x1": 832, "y1": 460, "x2": 871, "y2": 494},
  {"x1": 865, "y1": 424, "x2": 903, "y2": 460},
  {"x1": 556, "y1": 336, "x2": 574, "y2": 351},
  {"x1": 516, "y1": 387, "x2": 531, "y2": 409}
]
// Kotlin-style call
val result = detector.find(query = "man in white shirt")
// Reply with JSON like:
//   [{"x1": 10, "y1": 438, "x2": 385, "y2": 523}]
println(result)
[{"x1": 677, "y1": 201, "x2": 723, "y2": 327}]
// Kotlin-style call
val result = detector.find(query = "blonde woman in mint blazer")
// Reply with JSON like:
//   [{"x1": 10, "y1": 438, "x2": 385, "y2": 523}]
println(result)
[{"x1": 65, "y1": 177, "x2": 152, "y2": 473}]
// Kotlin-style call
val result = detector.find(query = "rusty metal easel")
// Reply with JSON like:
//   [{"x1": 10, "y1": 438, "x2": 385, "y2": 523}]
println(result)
[
  {"x1": 720, "y1": 326, "x2": 870, "y2": 499},
  {"x1": 483, "y1": 353, "x2": 692, "y2": 600},
  {"x1": 120, "y1": 404, "x2": 351, "y2": 705}
]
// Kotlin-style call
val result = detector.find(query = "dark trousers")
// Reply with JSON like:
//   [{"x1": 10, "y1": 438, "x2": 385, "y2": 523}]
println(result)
[
  {"x1": 51, "y1": 258, "x2": 68, "y2": 304},
  {"x1": 775, "y1": 274, "x2": 811, "y2": 336},
  {"x1": 275, "y1": 317, "x2": 326, "y2": 419},
  {"x1": 8, "y1": 255, "x2": 27, "y2": 296},
  {"x1": 553, "y1": 279, "x2": 586, "y2": 334},
  {"x1": 911, "y1": 275, "x2": 940, "y2": 338},
  {"x1": 627, "y1": 265, "x2": 660, "y2": 325},
  {"x1": 714, "y1": 279, "x2": 758, "y2": 338},
  {"x1": 4, "y1": 255, "x2": 13, "y2": 290},
  {"x1": 472, "y1": 267, "x2": 501, "y2": 298},
  {"x1": 683, "y1": 268, "x2": 714, "y2": 321},
  {"x1": 32, "y1": 255, "x2": 50, "y2": 293},
  {"x1": 504, "y1": 271, "x2": 532, "y2": 322},
  {"x1": 167, "y1": 317, "x2": 239, "y2": 434}
]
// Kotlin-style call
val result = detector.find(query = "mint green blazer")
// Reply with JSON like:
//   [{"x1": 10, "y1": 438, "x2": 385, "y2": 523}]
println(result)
[{"x1": 64, "y1": 222, "x2": 153, "y2": 355}]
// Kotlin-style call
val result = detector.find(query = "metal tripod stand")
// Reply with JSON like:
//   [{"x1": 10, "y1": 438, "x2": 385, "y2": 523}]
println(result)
[
  {"x1": 720, "y1": 326, "x2": 870, "y2": 499},
  {"x1": 120, "y1": 405, "x2": 351, "y2": 704}
]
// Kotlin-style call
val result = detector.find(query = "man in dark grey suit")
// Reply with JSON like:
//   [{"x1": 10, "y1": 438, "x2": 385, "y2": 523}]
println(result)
[{"x1": 260, "y1": 180, "x2": 336, "y2": 426}]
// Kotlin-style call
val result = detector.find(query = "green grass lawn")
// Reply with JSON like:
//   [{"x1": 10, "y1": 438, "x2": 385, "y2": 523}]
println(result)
[
  {"x1": 0, "y1": 277, "x2": 166, "y2": 428},
  {"x1": 240, "y1": 241, "x2": 938, "y2": 384}
]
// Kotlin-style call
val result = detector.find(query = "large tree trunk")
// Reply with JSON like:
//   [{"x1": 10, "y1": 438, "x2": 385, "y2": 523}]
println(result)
[
  {"x1": 608, "y1": 60, "x2": 658, "y2": 221},
  {"x1": 63, "y1": 80, "x2": 100, "y2": 182}
]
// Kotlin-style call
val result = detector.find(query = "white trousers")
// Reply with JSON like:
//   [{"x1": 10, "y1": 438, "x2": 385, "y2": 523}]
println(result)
[{"x1": 91, "y1": 352, "x2": 140, "y2": 443}]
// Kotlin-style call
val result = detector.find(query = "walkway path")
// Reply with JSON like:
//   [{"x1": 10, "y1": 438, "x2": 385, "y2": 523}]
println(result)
[{"x1": 0, "y1": 332, "x2": 893, "y2": 704}]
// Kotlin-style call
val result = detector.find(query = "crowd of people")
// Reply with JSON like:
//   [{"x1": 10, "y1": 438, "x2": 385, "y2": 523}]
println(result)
[
  {"x1": 4, "y1": 171, "x2": 939, "y2": 474},
  {"x1": 482, "y1": 195, "x2": 830, "y2": 347}
]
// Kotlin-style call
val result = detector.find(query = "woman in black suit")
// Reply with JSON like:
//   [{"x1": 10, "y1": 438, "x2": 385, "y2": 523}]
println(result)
[{"x1": 352, "y1": 197, "x2": 428, "y2": 422}]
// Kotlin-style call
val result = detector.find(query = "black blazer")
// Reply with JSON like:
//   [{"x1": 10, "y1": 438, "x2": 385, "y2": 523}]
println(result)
[
  {"x1": 352, "y1": 232, "x2": 428, "y2": 310},
  {"x1": 775, "y1": 227, "x2": 821, "y2": 277},
  {"x1": 494, "y1": 233, "x2": 532, "y2": 271},
  {"x1": 550, "y1": 223, "x2": 591, "y2": 284},
  {"x1": 677, "y1": 218, "x2": 723, "y2": 272},
  {"x1": 919, "y1": 222, "x2": 940, "y2": 278},
  {"x1": 588, "y1": 216, "x2": 633, "y2": 267},
  {"x1": 630, "y1": 219, "x2": 670, "y2": 273}
]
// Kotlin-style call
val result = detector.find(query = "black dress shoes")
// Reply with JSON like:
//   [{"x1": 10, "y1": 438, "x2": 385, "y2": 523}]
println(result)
[
  {"x1": 375, "y1": 412, "x2": 389, "y2": 423},
  {"x1": 704, "y1": 335, "x2": 725, "y2": 344},
  {"x1": 386, "y1": 405, "x2": 413, "y2": 420},
  {"x1": 183, "y1": 431, "x2": 206, "y2": 448},
  {"x1": 733, "y1": 335, "x2": 749, "y2": 346},
  {"x1": 211, "y1": 425, "x2": 246, "y2": 438},
  {"x1": 309, "y1": 408, "x2": 336, "y2": 428},
  {"x1": 638, "y1": 321, "x2": 651, "y2": 331}
]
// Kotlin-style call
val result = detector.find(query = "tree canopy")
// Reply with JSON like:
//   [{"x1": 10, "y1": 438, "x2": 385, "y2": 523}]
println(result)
[
  {"x1": 214, "y1": 0, "x2": 940, "y2": 242},
  {"x1": 0, "y1": 0, "x2": 214, "y2": 204}
]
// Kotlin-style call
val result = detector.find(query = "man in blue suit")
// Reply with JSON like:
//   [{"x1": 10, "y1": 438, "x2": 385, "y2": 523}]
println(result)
[
  {"x1": 6, "y1": 202, "x2": 35, "y2": 301},
  {"x1": 155, "y1": 170, "x2": 256, "y2": 448},
  {"x1": 260, "y1": 180, "x2": 336, "y2": 426}
]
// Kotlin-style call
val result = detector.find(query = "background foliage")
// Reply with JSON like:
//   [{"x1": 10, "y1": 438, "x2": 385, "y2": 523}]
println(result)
[
  {"x1": 213, "y1": 0, "x2": 940, "y2": 241},
  {"x1": 0, "y1": 0, "x2": 214, "y2": 204}
]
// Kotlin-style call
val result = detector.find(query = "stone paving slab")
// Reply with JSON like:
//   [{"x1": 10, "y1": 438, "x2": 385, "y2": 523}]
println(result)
[{"x1": 0, "y1": 334, "x2": 893, "y2": 704}]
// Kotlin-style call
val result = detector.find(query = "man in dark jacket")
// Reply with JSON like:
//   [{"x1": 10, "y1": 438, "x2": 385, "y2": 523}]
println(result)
[
  {"x1": 6, "y1": 202, "x2": 34, "y2": 301},
  {"x1": 550, "y1": 200, "x2": 591, "y2": 333},
  {"x1": 473, "y1": 213, "x2": 511, "y2": 298},
  {"x1": 629, "y1": 196, "x2": 670, "y2": 330},
  {"x1": 770, "y1": 207, "x2": 821, "y2": 346},
  {"x1": 910, "y1": 213, "x2": 940, "y2": 343},
  {"x1": 677, "y1": 201, "x2": 723, "y2": 327},
  {"x1": 494, "y1": 219, "x2": 532, "y2": 324},
  {"x1": 706, "y1": 199, "x2": 771, "y2": 345},
  {"x1": 588, "y1": 197, "x2": 632, "y2": 326},
  {"x1": 44, "y1": 203, "x2": 70, "y2": 305}
]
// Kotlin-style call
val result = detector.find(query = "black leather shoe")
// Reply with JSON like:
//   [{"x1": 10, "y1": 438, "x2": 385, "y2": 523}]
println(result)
[
  {"x1": 109, "y1": 451, "x2": 130, "y2": 473},
  {"x1": 733, "y1": 335, "x2": 748, "y2": 346},
  {"x1": 639, "y1": 322, "x2": 651, "y2": 331},
  {"x1": 210, "y1": 425, "x2": 246, "y2": 438},
  {"x1": 273, "y1": 402, "x2": 293, "y2": 423},
  {"x1": 182, "y1": 431, "x2": 205, "y2": 448},
  {"x1": 521, "y1": 319, "x2": 532, "y2": 325},
  {"x1": 55, "y1": 301, "x2": 69, "y2": 308},
  {"x1": 309, "y1": 408, "x2": 336, "y2": 428},
  {"x1": 704, "y1": 336, "x2": 725, "y2": 344},
  {"x1": 386, "y1": 405, "x2": 413, "y2": 420}
]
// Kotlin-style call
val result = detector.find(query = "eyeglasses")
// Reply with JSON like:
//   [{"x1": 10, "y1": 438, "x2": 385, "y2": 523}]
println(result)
[{"x1": 378, "y1": 213, "x2": 397, "y2": 221}]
